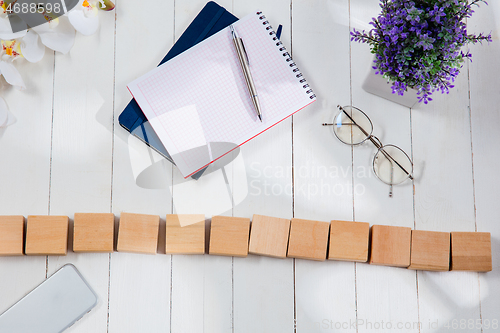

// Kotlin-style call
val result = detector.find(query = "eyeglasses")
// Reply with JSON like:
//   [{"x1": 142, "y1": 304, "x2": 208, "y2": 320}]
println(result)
[{"x1": 322, "y1": 105, "x2": 413, "y2": 197}]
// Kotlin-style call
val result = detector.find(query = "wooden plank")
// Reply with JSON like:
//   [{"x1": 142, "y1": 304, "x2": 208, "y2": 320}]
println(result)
[
  {"x1": 108, "y1": 251, "x2": 171, "y2": 332},
  {"x1": 108, "y1": 0, "x2": 174, "y2": 331},
  {"x1": 46, "y1": 6, "x2": 116, "y2": 332},
  {"x1": 0, "y1": 37, "x2": 53, "y2": 314},
  {"x1": 409, "y1": 3, "x2": 481, "y2": 330},
  {"x1": 468, "y1": 1, "x2": 500, "y2": 327},
  {"x1": 230, "y1": 1, "x2": 295, "y2": 332},
  {"x1": 234, "y1": 256, "x2": 294, "y2": 333},
  {"x1": 350, "y1": 0, "x2": 419, "y2": 331},
  {"x1": 168, "y1": 1, "x2": 233, "y2": 331},
  {"x1": 171, "y1": 253, "x2": 232, "y2": 332},
  {"x1": 292, "y1": 0, "x2": 357, "y2": 331}
]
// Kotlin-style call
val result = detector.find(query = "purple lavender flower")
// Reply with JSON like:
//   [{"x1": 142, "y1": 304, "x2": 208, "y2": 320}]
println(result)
[{"x1": 351, "y1": 0, "x2": 492, "y2": 104}]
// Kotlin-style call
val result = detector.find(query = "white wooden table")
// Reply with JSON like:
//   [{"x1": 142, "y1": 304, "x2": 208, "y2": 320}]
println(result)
[{"x1": 0, "y1": 0, "x2": 499, "y2": 332}]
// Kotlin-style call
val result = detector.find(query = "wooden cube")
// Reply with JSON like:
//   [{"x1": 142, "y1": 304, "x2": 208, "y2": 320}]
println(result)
[
  {"x1": 329, "y1": 220, "x2": 369, "y2": 262},
  {"x1": 408, "y1": 230, "x2": 450, "y2": 271},
  {"x1": 0, "y1": 216, "x2": 25, "y2": 256},
  {"x1": 209, "y1": 216, "x2": 250, "y2": 257},
  {"x1": 451, "y1": 232, "x2": 492, "y2": 272},
  {"x1": 117, "y1": 212, "x2": 159, "y2": 254},
  {"x1": 287, "y1": 218, "x2": 330, "y2": 261},
  {"x1": 25, "y1": 216, "x2": 69, "y2": 255},
  {"x1": 248, "y1": 214, "x2": 290, "y2": 258},
  {"x1": 166, "y1": 214, "x2": 205, "y2": 254},
  {"x1": 73, "y1": 213, "x2": 114, "y2": 253},
  {"x1": 369, "y1": 225, "x2": 411, "y2": 267}
]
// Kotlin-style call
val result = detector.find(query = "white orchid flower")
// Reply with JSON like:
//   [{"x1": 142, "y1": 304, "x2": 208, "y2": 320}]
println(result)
[
  {"x1": 20, "y1": 16, "x2": 76, "y2": 63},
  {"x1": 0, "y1": 39, "x2": 25, "y2": 89},
  {"x1": 19, "y1": 0, "x2": 114, "y2": 62},
  {"x1": 0, "y1": 1, "x2": 74, "y2": 62},
  {"x1": 0, "y1": 1, "x2": 27, "y2": 40},
  {"x1": 68, "y1": 0, "x2": 114, "y2": 36},
  {"x1": 68, "y1": 0, "x2": 100, "y2": 36},
  {"x1": 0, "y1": 95, "x2": 14, "y2": 128}
]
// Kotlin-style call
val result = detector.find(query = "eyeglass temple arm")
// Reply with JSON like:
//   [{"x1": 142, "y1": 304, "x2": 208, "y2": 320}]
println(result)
[
  {"x1": 389, "y1": 162, "x2": 394, "y2": 197},
  {"x1": 380, "y1": 146, "x2": 414, "y2": 181},
  {"x1": 336, "y1": 105, "x2": 414, "y2": 181}
]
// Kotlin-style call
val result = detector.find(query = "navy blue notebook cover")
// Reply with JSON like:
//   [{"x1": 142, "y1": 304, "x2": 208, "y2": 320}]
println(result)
[{"x1": 118, "y1": 2, "x2": 238, "y2": 179}]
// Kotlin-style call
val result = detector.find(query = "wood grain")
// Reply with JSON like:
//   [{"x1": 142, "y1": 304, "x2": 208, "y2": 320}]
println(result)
[
  {"x1": 408, "y1": 230, "x2": 450, "y2": 271},
  {"x1": 248, "y1": 214, "x2": 290, "y2": 259},
  {"x1": 468, "y1": 0, "x2": 500, "y2": 326},
  {"x1": 292, "y1": 0, "x2": 358, "y2": 330},
  {"x1": 25, "y1": 216, "x2": 69, "y2": 256},
  {"x1": 231, "y1": 4, "x2": 295, "y2": 332},
  {"x1": 451, "y1": 232, "x2": 492, "y2": 272},
  {"x1": 369, "y1": 225, "x2": 411, "y2": 268},
  {"x1": 168, "y1": 2, "x2": 233, "y2": 333},
  {"x1": 329, "y1": 220, "x2": 369, "y2": 262},
  {"x1": 411, "y1": 1, "x2": 481, "y2": 326},
  {"x1": 0, "y1": 31, "x2": 54, "y2": 314},
  {"x1": 165, "y1": 214, "x2": 205, "y2": 254},
  {"x1": 0, "y1": 216, "x2": 24, "y2": 256},
  {"x1": 46, "y1": 6, "x2": 117, "y2": 332},
  {"x1": 117, "y1": 212, "x2": 160, "y2": 254},
  {"x1": 108, "y1": 0, "x2": 174, "y2": 331},
  {"x1": 350, "y1": 0, "x2": 419, "y2": 328},
  {"x1": 73, "y1": 213, "x2": 115, "y2": 253},
  {"x1": 209, "y1": 216, "x2": 250, "y2": 257},
  {"x1": 287, "y1": 218, "x2": 330, "y2": 261}
]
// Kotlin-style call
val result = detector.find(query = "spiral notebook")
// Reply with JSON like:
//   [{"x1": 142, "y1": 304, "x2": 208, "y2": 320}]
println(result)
[{"x1": 128, "y1": 11, "x2": 316, "y2": 178}]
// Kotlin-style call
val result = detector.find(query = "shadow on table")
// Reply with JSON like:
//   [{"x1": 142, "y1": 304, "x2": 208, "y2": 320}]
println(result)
[{"x1": 415, "y1": 236, "x2": 499, "y2": 332}]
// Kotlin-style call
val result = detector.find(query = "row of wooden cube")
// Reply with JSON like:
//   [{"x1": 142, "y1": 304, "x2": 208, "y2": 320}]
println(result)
[{"x1": 0, "y1": 214, "x2": 492, "y2": 272}]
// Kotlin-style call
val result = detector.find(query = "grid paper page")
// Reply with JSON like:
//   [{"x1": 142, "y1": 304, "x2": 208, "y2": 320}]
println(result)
[{"x1": 128, "y1": 11, "x2": 316, "y2": 178}]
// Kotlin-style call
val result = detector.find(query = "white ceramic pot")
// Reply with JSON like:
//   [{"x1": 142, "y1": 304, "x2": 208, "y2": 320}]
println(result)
[{"x1": 362, "y1": 63, "x2": 420, "y2": 108}]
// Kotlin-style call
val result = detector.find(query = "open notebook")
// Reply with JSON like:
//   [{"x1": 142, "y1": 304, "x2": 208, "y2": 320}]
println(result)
[{"x1": 128, "y1": 11, "x2": 316, "y2": 178}]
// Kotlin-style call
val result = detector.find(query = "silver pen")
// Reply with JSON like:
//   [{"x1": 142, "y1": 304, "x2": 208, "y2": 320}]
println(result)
[{"x1": 230, "y1": 24, "x2": 262, "y2": 122}]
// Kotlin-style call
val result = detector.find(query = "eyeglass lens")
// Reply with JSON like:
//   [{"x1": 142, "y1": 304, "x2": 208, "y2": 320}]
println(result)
[
  {"x1": 373, "y1": 144, "x2": 413, "y2": 185},
  {"x1": 332, "y1": 106, "x2": 373, "y2": 145}
]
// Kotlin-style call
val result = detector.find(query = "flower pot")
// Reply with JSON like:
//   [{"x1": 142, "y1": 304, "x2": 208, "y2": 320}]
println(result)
[{"x1": 362, "y1": 63, "x2": 419, "y2": 108}]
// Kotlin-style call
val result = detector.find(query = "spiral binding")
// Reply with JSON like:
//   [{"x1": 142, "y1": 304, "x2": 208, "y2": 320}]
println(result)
[{"x1": 257, "y1": 12, "x2": 316, "y2": 100}]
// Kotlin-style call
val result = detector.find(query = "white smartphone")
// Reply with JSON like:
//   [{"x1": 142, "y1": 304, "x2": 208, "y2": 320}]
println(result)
[{"x1": 0, "y1": 264, "x2": 98, "y2": 333}]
